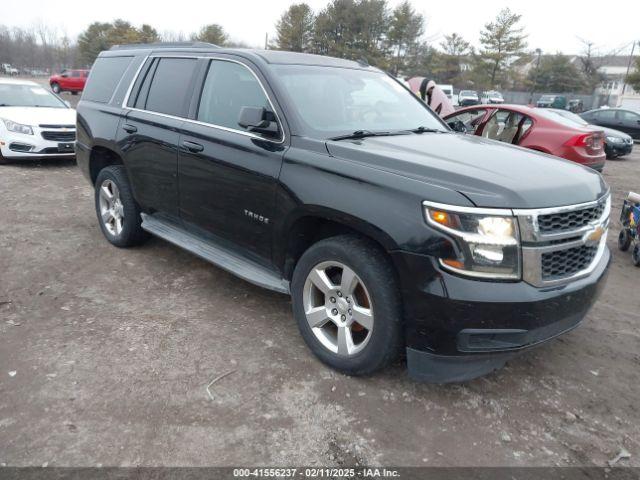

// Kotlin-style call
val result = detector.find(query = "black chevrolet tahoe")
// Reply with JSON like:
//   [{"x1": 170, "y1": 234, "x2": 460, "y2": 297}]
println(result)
[{"x1": 76, "y1": 43, "x2": 611, "y2": 382}]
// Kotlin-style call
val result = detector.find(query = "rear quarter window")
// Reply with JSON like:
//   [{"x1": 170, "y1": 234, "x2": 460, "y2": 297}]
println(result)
[{"x1": 83, "y1": 56, "x2": 133, "y2": 103}]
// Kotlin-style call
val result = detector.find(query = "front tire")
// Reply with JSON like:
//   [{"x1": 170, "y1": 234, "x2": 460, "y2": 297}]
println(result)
[
  {"x1": 94, "y1": 165, "x2": 149, "y2": 248},
  {"x1": 633, "y1": 244, "x2": 640, "y2": 267},
  {"x1": 291, "y1": 235, "x2": 403, "y2": 376},
  {"x1": 51, "y1": 82, "x2": 61, "y2": 94}
]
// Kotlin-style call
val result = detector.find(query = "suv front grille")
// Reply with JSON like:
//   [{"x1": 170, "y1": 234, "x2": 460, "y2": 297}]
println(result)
[
  {"x1": 41, "y1": 131, "x2": 76, "y2": 142},
  {"x1": 517, "y1": 193, "x2": 610, "y2": 287},
  {"x1": 537, "y1": 203, "x2": 605, "y2": 233},
  {"x1": 541, "y1": 245, "x2": 598, "y2": 280}
]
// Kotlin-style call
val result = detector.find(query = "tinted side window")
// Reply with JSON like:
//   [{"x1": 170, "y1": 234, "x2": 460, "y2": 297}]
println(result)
[
  {"x1": 144, "y1": 58, "x2": 198, "y2": 117},
  {"x1": 83, "y1": 56, "x2": 133, "y2": 103},
  {"x1": 197, "y1": 60, "x2": 270, "y2": 131},
  {"x1": 619, "y1": 110, "x2": 640, "y2": 122},
  {"x1": 71, "y1": 71, "x2": 81, "y2": 78},
  {"x1": 132, "y1": 58, "x2": 159, "y2": 109},
  {"x1": 595, "y1": 110, "x2": 616, "y2": 121}
]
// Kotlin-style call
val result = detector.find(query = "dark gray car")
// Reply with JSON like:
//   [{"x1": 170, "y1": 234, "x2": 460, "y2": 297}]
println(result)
[{"x1": 581, "y1": 108, "x2": 640, "y2": 140}]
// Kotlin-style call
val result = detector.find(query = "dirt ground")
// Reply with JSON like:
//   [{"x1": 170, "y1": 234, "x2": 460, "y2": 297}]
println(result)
[{"x1": 0, "y1": 146, "x2": 639, "y2": 468}]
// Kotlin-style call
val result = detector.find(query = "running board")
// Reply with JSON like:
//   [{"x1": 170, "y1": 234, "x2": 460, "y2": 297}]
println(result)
[{"x1": 140, "y1": 213, "x2": 289, "y2": 294}]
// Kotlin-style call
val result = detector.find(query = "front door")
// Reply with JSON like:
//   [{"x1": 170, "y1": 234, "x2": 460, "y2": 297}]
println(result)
[
  {"x1": 616, "y1": 110, "x2": 640, "y2": 139},
  {"x1": 178, "y1": 58, "x2": 287, "y2": 265}
]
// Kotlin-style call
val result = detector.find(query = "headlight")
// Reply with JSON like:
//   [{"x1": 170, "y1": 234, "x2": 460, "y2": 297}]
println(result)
[
  {"x1": 423, "y1": 202, "x2": 520, "y2": 280},
  {"x1": 606, "y1": 136, "x2": 623, "y2": 143},
  {"x1": 2, "y1": 119, "x2": 33, "y2": 135}
]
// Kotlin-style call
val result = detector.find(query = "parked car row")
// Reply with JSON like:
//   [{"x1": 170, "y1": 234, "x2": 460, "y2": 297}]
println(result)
[{"x1": 455, "y1": 90, "x2": 504, "y2": 106}]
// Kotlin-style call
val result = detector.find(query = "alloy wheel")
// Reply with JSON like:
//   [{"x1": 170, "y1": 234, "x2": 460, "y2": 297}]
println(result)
[
  {"x1": 302, "y1": 261, "x2": 374, "y2": 357},
  {"x1": 98, "y1": 179, "x2": 124, "y2": 236}
]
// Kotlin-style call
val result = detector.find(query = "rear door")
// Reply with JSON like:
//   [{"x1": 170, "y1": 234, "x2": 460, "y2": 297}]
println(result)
[
  {"x1": 118, "y1": 56, "x2": 199, "y2": 218},
  {"x1": 177, "y1": 57, "x2": 287, "y2": 264}
]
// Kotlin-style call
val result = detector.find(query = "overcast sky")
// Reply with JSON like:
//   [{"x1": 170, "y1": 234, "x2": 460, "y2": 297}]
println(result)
[{"x1": 4, "y1": 0, "x2": 639, "y2": 56}]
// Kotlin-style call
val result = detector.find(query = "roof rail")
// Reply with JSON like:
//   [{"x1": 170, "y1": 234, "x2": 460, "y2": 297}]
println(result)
[{"x1": 109, "y1": 41, "x2": 220, "y2": 51}]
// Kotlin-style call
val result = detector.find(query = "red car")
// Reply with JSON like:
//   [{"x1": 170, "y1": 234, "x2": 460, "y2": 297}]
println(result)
[
  {"x1": 444, "y1": 104, "x2": 606, "y2": 171},
  {"x1": 49, "y1": 69, "x2": 90, "y2": 95}
]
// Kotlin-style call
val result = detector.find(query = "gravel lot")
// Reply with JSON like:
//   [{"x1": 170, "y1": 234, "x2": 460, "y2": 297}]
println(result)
[{"x1": 0, "y1": 145, "x2": 639, "y2": 467}]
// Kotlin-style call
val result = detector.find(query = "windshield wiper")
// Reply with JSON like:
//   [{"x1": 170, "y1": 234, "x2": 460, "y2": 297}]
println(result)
[
  {"x1": 405, "y1": 126, "x2": 447, "y2": 134},
  {"x1": 329, "y1": 130, "x2": 408, "y2": 141}
]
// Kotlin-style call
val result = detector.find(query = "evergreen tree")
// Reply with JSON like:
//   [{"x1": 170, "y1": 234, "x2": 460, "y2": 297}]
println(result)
[
  {"x1": 387, "y1": 1, "x2": 424, "y2": 75},
  {"x1": 191, "y1": 24, "x2": 228, "y2": 46},
  {"x1": 274, "y1": 3, "x2": 315, "y2": 52},
  {"x1": 479, "y1": 8, "x2": 527, "y2": 87}
]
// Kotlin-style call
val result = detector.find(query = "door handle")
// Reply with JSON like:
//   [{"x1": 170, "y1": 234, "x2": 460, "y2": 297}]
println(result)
[
  {"x1": 122, "y1": 124, "x2": 137, "y2": 133},
  {"x1": 181, "y1": 140, "x2": 204, "y2": 153}
]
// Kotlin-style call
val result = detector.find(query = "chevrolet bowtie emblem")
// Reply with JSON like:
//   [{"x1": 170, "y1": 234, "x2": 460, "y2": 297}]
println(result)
[{"x1": 585, "y1": 226, "x2": 605, "y2": 245}]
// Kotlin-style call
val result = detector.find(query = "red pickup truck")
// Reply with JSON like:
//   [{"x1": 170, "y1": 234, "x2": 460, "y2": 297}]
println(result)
[{"x1": 49, "y1": 69, "x2": 90, "y2": 95}]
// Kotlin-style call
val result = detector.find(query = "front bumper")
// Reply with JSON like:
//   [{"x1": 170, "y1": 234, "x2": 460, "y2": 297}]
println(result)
[
  {"x1": 0, "y1": 128, "x2": 75, "y2": 159},
  {"x1": 605, "y1": 141, "x2": 633, "y2": 158},
  {"x1": 391, "y1": 245, "x2": 610, "y2": 383}
]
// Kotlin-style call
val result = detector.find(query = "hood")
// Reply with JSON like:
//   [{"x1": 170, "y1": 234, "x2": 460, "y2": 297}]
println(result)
[
  {"x1": 0, "y1": 107, "x2": 76, "y2": 127},
  {"x1": 326, "y1": 132, "x2": 607, "y2": 209}
]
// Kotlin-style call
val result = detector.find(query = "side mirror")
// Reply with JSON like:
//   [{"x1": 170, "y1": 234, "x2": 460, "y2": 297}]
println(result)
[
  {"x1": 61, "y1": 73, "x2": 68, "y2": 78},
  {"x1": 449, "y1": 120, "x2": 468, "y2": 133},
  {"x1": 238, "y1": 106, "x2": 279, "y2": 136}
]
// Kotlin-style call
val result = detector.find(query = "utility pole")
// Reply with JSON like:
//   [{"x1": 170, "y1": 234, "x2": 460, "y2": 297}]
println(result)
[
  {"x1": 621, "y1": 40, "x2": 638, "y2": 102},
  {"x1": 529, "y1": 48, "x2": 542, "y2": 104},
  {"x1": 265, "y1": 33, "x2": 268, "y2": 50}
]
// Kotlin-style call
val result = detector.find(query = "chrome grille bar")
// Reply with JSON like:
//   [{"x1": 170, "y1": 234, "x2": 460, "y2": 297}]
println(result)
[{"x1": 514, "y1": 193, "x2": 610, "y2": 287}]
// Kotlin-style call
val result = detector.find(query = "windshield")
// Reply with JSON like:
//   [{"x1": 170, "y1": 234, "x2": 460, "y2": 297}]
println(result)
[
  {"x1": 0, "y1": 83, "x2": 67, "y2": 108},
  {"x1": 273, "y1": 65, "x2": 446, "y2": 138},
  {"x1": 460, "y1": 90, "x2": 477, "y2": 96},
  {"x1": 539, "y1": 95, "x2": 554, "y2": 102}
]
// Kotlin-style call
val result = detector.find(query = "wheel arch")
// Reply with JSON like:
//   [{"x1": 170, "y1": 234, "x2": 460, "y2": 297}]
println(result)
[
  {"x1": 88, "y1": 145, "x2": 124, "y2": 185},
  {"x1": 277, "y1": 206, "x2": 400, "y2": 281}
]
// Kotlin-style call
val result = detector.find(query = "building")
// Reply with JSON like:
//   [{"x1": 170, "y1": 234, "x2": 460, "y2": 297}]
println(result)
[{"x1": 593, "y1": 55, "x2": 639, "y2": 108}]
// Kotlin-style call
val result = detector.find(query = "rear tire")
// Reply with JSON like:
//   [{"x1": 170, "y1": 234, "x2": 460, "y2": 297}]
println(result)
[
  {"x1": 94, "y1": 165, "x2": 149, "y2": 248},
  {"x1": 618, "y1": 229, "x2": 632, "y2": 251},
  {"x1": 51, "y1": 82, "x2": 60, "y2": 94},
  {"x1": 291, "y1": 235, "x2": 403, "y2": 376},
  {"x1": 633, "y1": 244, "x2": 640, "y2": 267}
]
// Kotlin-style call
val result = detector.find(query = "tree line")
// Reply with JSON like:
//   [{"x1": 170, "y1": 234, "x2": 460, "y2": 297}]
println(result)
[
  {"x1": 272, "y1": 1, "x2": 612, "y2": 94},
  {"x1": 1, "y1": 2, "x2": 637, "y2": 95}
]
